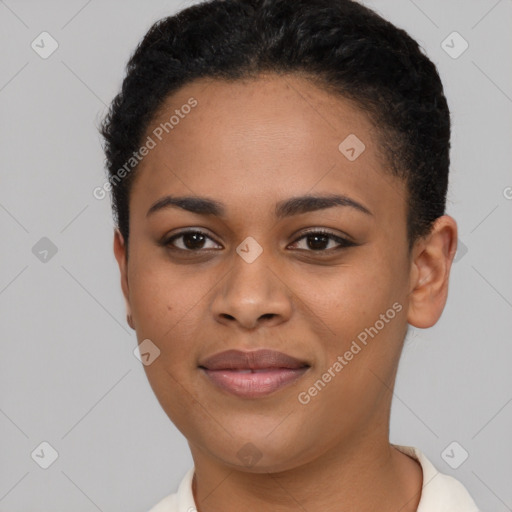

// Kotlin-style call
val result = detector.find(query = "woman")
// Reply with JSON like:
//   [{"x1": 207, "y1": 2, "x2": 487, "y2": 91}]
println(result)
[{"x1": 100, "y1": 0, "x2": 481, "y2": 510}]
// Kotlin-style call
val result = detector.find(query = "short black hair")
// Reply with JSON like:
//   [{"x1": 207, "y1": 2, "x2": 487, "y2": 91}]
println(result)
[{"x1": 99, "y1": 0, "x2": 451, "y2": 256}]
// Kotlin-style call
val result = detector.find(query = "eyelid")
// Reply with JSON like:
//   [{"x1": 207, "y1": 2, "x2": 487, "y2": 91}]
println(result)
[
  {"x1": 290, "y1": 228, "x2": 355, "y2": 250},
  {"x1": 161, "y1": 228, "x2": 221, "y2": 249},
  {"x1": 293, "y1": 227, "x2": 355, "y2": 243},
  {"x1": 161, "y1": 227, "x2": 356, "y2": 253}
]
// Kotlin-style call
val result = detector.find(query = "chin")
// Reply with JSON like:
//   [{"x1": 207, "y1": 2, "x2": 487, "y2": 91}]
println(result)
[{"x1": 204, "y1": 430, "x2": 312, "y2": 474}]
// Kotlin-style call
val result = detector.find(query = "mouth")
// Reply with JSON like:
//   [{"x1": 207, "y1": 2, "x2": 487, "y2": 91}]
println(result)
[{"x1": 198, "y1": 349, "x2": 311, "y2": 399}]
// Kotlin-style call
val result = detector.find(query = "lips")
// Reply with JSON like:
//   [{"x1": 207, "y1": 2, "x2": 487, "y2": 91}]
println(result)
[
  {"x1": 198, "y1": 349, "x2": 309, "y2": 371},
  {"x1": 198, "y1": 349, "x2": 310, "y2": 399}
]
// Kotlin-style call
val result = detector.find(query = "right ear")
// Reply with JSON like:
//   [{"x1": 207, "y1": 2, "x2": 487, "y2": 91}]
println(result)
[{"x1": 113, "y1": 228, "x2": 134, "y2": 329}]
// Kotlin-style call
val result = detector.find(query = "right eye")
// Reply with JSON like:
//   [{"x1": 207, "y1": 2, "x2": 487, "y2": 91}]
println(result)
[{"x1": 161, "y1": 229, "x2": 222, "y2": 252}]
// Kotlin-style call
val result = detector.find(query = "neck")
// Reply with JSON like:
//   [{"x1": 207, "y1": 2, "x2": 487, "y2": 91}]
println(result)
[{"x1": 189, "y1": 430, "x2": 422, "y2": 512}]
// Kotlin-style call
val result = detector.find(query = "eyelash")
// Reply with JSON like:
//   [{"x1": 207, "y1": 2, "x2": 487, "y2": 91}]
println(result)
[{"x1": 161, "y1": 229, "x2": 356, "y2": 254}]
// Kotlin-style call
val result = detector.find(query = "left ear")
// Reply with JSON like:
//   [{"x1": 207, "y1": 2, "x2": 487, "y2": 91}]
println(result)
[{"x1": 407, "y1": 215, "x2": 458, "y2": 328}]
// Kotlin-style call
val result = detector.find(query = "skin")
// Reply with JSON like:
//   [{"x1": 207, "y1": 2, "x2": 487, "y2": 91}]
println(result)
[{"x1": 113, "y1": 73, "x2": 458, "y2": 512}]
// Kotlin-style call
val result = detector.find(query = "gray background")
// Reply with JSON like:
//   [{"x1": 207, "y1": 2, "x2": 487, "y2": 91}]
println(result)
[{"x1": 1, "y1": 0, "x2": 511, "y2": 510}]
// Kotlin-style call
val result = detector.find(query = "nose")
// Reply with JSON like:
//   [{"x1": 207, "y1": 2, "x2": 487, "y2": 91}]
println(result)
[{"x1": 210, "y1": 249, "x2": 293, "y2": 330}]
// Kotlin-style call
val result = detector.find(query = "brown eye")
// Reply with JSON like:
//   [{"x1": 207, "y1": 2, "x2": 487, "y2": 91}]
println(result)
[
  {"x1": 289, "y1": 230, "x2": 356, "y2": 252},
  {"x1": 162, "y1": 230, "x2": 221, "y2": 251}
]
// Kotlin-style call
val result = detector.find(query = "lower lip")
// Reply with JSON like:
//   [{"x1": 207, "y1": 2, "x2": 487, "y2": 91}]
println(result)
[{"x1": 201, "y1": 367, "x2": 310, "y2": 399}]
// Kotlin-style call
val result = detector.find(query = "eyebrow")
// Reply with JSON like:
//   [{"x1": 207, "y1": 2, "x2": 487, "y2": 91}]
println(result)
[{"x1": 146, "y1": 193, "x2": 373, "y2": 219}]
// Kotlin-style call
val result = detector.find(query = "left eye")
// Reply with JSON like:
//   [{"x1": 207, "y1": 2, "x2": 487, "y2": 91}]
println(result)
[{"x1": 288, "y1": 230, "x2": 355, "y2": 252}]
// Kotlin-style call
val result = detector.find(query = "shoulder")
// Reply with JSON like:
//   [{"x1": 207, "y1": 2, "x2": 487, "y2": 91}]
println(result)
[
  {"x1": 147, "y1": 493, "x2": 178, "y2": 512},
  {"x1": 147, "y1": 467, "x2": 196, "y2": 512},
  {"x1": 393, "y1": 444, "x2": 481, "y2": 512}
]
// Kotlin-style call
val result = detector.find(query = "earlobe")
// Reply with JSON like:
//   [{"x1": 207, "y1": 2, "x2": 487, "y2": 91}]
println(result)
[
  {"x1": 113, "y1": 228, "x2": 134, "y2": 330},
  {"x1": 406, "y1": 215, "x2": 458, "y2": 329}
]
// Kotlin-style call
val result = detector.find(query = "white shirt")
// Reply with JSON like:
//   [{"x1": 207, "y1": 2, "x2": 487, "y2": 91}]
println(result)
[{"x1": 148, "y1": 444, "x2": 481, "y2": 511}]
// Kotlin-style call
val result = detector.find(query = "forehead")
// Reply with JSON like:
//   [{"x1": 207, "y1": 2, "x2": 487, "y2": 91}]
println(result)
[{"x1": 130, "y1": 73, "x2": 405, "y2": 223}]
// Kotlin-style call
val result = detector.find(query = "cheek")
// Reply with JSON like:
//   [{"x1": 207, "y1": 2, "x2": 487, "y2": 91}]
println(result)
[
  {"x1": 307, "y1": 265, "x2": 389, "y2": 329},
  {"x1": 128, "y1": 254, "x2": 192, "y2": 329},
  {"x1": 128, "y1": 257, "x2": 216, "y2": 363},
  {"x1": 305, "y1": 262, "x2": 405, "y2": 372}
]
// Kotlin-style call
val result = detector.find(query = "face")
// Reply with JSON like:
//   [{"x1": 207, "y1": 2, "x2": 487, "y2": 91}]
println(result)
[{"x1": 114, "y1": 73, "x2": 456, "y2": 473}]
